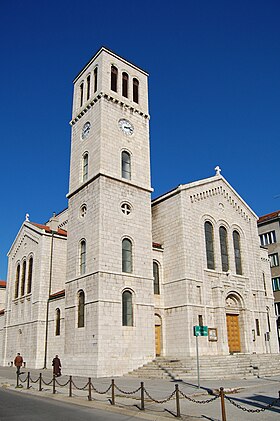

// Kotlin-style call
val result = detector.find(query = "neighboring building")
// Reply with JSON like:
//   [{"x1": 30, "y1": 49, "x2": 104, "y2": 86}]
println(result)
[
  {"x1": 258, "y1": 210, "x2": 280, "y2": 348},
  {"x1": 0, "y1": 47, "x2": 278, "y2": 377}
]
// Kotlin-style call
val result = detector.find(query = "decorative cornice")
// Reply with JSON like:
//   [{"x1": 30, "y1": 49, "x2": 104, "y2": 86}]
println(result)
[
  {"x1": 190, "y1": 185, "x2": 251, "y2": 222},
  {"x1": 11, "y1": 232, "x2": 39, "y2": 260},
  {"x1": 58, "y1": 220, "x2": 68, "y2": 229},
  {"x1": 69, "y1": 92, "x2": 150, "y2": 126},
  {"x1": 261, "y1": 256, "x2": 270, "y2": 263}
]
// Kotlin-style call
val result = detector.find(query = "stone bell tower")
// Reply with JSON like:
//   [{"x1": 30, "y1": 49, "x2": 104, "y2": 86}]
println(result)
[{"x1": 64, "y1": 47, "x2": 155, "y2": 377}]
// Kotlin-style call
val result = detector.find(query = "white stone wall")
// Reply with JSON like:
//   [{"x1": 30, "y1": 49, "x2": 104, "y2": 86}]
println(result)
[{"x1": 47, "y1": 296, "x2": 65, "y2": 368}]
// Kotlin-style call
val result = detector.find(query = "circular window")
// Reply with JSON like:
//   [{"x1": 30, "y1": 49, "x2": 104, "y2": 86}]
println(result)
[
  {"x1": 121, "y1": 203, "x2": 132, "y2": 215},
  {"x1": 80, "y1": 204, "x2": 87, "y2": 218}
]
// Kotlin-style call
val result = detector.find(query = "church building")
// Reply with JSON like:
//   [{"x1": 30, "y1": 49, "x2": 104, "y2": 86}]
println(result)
[{"x1": 0, "y1": 47, "x2": 278, "y2": 377}]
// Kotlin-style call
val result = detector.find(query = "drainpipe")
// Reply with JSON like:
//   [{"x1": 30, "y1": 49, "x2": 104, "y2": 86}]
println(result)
[{"x1": 43, "y1": 231, "x2": 54, "y2": 369}]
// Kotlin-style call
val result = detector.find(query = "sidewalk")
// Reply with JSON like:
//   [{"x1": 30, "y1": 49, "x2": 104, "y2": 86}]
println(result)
[{"x1": 0, "y1": 366, "x2": 280, "y2": 420}]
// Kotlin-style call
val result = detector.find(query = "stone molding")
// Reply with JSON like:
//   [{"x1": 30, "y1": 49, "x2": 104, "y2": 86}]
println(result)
[
  {"x1": 70, "y1": 91, "x2": 150, "y2": 126},
  {"x1": 190, "y1": 185, "x2": 251, "y2": 222}
]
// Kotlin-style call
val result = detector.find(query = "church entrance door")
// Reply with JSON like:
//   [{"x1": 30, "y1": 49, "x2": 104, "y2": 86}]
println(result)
[
  {"x1": 226, "y1": 314, "x2": 241, "y2": 353},
  {"x1": 155, "y1": 325, "x2": 161, "y2": 356},
  {"x1": 154, "y1": 314, "x2": 162, "y2": 356}
]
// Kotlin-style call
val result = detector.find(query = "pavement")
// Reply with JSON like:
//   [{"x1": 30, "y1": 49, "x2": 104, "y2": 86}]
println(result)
[{"x1": 0, "y1": 366, "x2": 280, "y2": 420}]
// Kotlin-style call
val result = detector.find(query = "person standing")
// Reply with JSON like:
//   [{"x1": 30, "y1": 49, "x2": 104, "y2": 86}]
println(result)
[
  {"x1": 52, "y1": 355, "x2": 61, "y2": 377},
  {"x1": 14, "y1": 353, "x2": 23, "y2": 375}
]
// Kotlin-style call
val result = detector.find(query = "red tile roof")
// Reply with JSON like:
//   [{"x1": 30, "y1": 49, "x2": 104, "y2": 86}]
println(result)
[
  {"x1": 49, "y1": 289, "x2": 65, "y2": 300},
  {"x1": 31, "y1": 223, "x2": 67, "y2": 237},
  {"x1": 153, "y1": 242, "x2": 163, "y2": 249},
  {"x1": 258, "y1": 210, "x2": 280, "y2": 224},
  {"x1": 0, "y1": 281, "x2": 6, "y2": 288}
]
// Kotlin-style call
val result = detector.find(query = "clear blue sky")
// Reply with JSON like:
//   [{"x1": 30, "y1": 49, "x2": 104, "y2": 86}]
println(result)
[{"x1": 1, "y1": 0, "x2": 280, "y2": 279}]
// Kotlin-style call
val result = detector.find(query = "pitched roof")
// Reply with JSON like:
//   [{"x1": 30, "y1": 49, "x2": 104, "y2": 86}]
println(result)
[
  {"x1": 0, "y1": 281, "x2": 6, "y2": 288},
  {"x1": 31, "y1": 223, "x2": 67, "y2": 237},
  {"x1": 258, "y1": 210, "x2": 280, "y2": 224}
]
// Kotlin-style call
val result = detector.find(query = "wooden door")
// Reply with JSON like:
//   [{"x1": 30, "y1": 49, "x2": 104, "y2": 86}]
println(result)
[
  {"x1": 155, "y1": 324, "x2": 161, "y2": 356},
  {"x1": 226, "y1": 314, "x2": 241, "y2": 353}
]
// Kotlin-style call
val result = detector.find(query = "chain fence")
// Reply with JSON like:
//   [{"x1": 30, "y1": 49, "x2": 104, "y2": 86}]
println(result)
[
  {"x1": 225, "y1": 392, "x2": 280, "y2": 414},
  {"x1": 17, "y1": 372, "x2": 280, "y2": 419}
]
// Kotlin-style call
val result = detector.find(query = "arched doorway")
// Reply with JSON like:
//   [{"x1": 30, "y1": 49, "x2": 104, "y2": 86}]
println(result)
[
  {"x1": 155, "y1": 314, "x2": 162, "y2": 356},
  {"x1": 225, "y1": 293, "x2": 243, "y2": 353}
]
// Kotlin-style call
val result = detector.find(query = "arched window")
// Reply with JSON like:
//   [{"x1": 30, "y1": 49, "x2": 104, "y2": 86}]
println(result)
[
  {"x1": 233, "y1": 230, "x2": 242, "y2": 275},
  {"x1": 27, "y1": 256, "x2": 33, "y2": 294},
  {"x1": 82, "y1": 153, "x2": 88, "y2": 182},
  {"x1": 15, "y1": 264, "x2": 20, "y2": 299},
  {"x1": 133, "y1": 78, "x2": 139, "y2": 103},
  {"x1": 78, "y1": 290, "x2": 85, "y2": 328},
  {"x1": 121, "y1": 151, "x2": 131, "y2": 180},
  {"x1": 204, "y1": 222, "x2": 215, "y2": 270},
  {"x1": 21, "y1": 260, "x2": 26, "y2": 296},
  {"x1": 111, "y1": 65, "x2": 118, "y2": 92},
  {"x1": 55, "y1": 308, "x2": 61, "y2": 336},
  {"x1": 266, "y1": 307, "x2": 271, "y2": 332},
  {"x1": 86, "y1": 75, "x2": 91, "y2": 101},
  {"x1": 94, "y1": 67, "x2": 98, "y2": 93},
  {"x1": 122, "y1": 290, "x2": 133, "y2": 326},
  {"x1": 219, "y1": 226, "x2": 229, "y2": 272},
  {"x1": 122, "y1": 238, "x2": 132, "y2": 273},
  {"x1": 80, "y1": 82, "x2": 84, "y2": 107},
  {"x1": 80, "y1": 240, "x2": 86, "y2": 275},
  {"x1": 153, "y1": 261, "x2": 160, "y2": 295},
  {"x1": 263, "y1": 272, "x2": 267, "y2": 296},
  {"x1": 122, "y1": 72, "x2": 128, "y2": 98}
]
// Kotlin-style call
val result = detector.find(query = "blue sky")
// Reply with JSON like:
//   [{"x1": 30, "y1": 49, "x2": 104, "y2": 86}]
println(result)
[{"x1": 1, "y1": 0, "x2": 280, "y2": 279}]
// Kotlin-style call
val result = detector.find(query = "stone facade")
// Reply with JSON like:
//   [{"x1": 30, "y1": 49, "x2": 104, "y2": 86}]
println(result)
[
  {"x1": 152, "y1": 177, "x2": 278, "y2": 357},
  {"x1": 0, "y1": 47, "x2": 278, "y2": 376},
  {"x1": 1, "y1": 219, "x2": 67, "y2": 368},
  {"x1": 258, "y1": 211, "x2": 280, "y2": 348}
]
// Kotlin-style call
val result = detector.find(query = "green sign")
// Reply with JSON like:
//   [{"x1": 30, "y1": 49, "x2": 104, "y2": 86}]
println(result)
[{"x1": 194, "y1": 325, "x2": 208, "y2": 337}]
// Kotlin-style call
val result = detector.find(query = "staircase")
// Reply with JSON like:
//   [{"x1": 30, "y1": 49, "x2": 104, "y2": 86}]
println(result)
[{"x1": 127, "y1": 354, "x2": 280, "y2": 380}]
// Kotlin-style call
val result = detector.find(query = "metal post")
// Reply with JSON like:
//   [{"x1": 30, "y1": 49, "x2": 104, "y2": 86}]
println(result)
[
  {"x1": 52, "y1": 374, "x2": 56, "y2": 394},
  {"x1": 27, "y1": 372, "x2": 30, "y2": 389},
  {"x1": 220, "y1": 387, "x2": 227, "y2": 421},
  {"x1": 175, "y1": 384, "x2": 181, "y2": 418},
  {"x1": 111, "y1": 379, "x2": 115, "y2": 405},
  {"x1": 196, "y1": 334, "x2": 200, "y2": 388},
  {"x1": 69, "y1": 375, "x2": 72, "y2": 397},
  {"x1": 16, "y1": 372, "x2": 19, "y2": 388},
  {"x1": 140, "y1": 382, "x2": 145, "y2": 410},
  {"x1": 39, "y1": 373, "x2": 42, "y2": 391},
  {"x1": 88, "y1": 377, "x2": 92, "y2": 401}
]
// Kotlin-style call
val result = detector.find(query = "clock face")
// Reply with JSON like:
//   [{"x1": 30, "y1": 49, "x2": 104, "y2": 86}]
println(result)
[
  {"x1": 81, "y1": 121, "x2": 91, "y2": 139},
  {"x1": 118, "y1": 119, "x2": 134, "y2": 136}
]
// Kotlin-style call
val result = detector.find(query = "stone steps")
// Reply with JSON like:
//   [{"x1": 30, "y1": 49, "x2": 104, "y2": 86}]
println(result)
[{"x1": 127, "y1": 354, "x2": 280, "y2": 380}]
